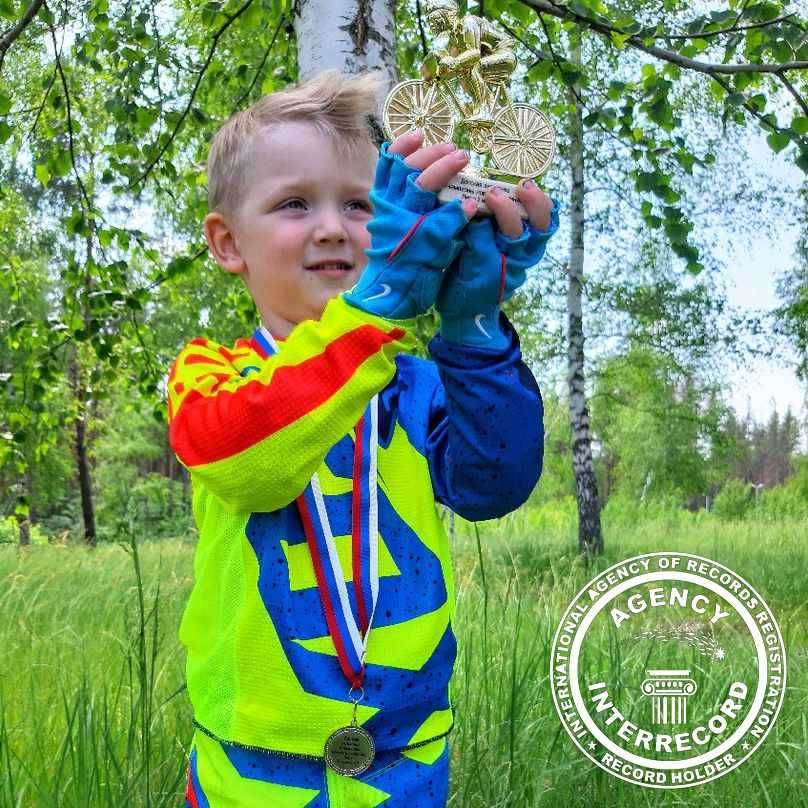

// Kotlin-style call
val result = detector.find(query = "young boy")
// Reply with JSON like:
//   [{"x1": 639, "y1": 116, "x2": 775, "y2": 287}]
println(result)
[{"x1": 169, "y1": 69, "x2": 559, "y2": 807}]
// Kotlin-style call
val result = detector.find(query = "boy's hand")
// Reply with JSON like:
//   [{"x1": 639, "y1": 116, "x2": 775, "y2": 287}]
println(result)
[
  {"x1": 342, "y1": 130, "x2": 476, "y2": 321},
  {"x1": 436, "y1": 184, "x2": 561, "y2": 350},
  {"x1": 397, "y1": 130, "x2": 478, "y2": 220}
]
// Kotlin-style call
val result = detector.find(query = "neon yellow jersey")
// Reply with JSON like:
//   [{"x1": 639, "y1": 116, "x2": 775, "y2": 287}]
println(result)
[{"x1": 168, "y1": 293, "x2": 544, "y2": 757}]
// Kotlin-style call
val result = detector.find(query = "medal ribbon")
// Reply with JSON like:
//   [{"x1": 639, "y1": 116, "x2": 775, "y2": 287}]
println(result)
[{"x1": 256, "y1": 325, "x2": 379, "y2": 691}]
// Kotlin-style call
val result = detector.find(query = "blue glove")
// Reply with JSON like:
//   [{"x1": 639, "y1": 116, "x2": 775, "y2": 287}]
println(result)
[
  {"x1": 435, "y1": 197, "x2": 560, "y2": 350},
  {"x1": 342, "y1": 141, "x2": 469, "y2": 320}
]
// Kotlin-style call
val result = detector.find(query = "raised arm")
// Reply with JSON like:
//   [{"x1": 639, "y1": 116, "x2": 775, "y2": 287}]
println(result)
[
  {"x1": 425, "y1": 318, "x2": 545, "y2": 521},
  {"x1": 167, "y1": 294, "x2": 414, "y2": 513}
]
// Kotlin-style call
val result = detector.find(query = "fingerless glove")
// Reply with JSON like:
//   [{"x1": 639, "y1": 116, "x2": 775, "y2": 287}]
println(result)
[
  {"x1": 436, "y1": 197, "x2": 561, "y2": 349},
  {"x1": 342, "y1": 142, "x2": 470, "y2": 320}
]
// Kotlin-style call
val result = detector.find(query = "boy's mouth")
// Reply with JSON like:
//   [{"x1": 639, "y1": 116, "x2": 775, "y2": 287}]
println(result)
[{"x1": 305, "y1": 260, "x2": 354, "y2": 275}]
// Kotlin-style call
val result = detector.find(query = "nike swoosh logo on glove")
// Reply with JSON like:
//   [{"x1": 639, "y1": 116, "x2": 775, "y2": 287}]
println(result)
[
  {"x1": 474, "y1": 313, "x2": 491, "y2": 338},
  {"x1": 364, "y1": 284, "x2": 392, "y2": 301}
]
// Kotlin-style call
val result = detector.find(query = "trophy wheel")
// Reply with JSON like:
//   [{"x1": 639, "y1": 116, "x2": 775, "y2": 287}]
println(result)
[
  {"x1": 490, "y1": 104, "x2": 556, "y2": 177},
  {"x1": 382, "y1": 80, "x2": 455, "y2": 147}
]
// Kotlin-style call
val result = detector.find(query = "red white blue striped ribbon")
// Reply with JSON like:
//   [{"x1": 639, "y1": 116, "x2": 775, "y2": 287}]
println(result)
[{"x1": 258, "y1": 325, "x2": 379, "y2": 690}]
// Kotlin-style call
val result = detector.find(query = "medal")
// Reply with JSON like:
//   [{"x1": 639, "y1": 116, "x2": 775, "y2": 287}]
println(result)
[
  {"x1": 257, "y1": 325, "x2": 380, "y2": 777},
  {"x1": 324, "y1": 686, "x2": 376, "y2": 776}
]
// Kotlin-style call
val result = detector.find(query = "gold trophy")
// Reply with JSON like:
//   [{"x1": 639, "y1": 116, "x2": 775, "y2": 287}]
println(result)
[{"x1": 382, "y1": 0, "x2": 556, "y2": 218}]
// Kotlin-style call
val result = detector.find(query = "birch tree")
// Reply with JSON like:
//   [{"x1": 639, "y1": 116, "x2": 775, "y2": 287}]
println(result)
[{"x1": 294, "y1": 0, "x2": 397, "y2": 141}]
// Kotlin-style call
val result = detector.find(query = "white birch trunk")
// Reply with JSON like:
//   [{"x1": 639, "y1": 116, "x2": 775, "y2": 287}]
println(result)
[
  {"x1": 294, "y1": 0, "x2": 397, "y2": 137},
  {"x1": 567, "y1": 33, "x2": 603, "y2": 556}
]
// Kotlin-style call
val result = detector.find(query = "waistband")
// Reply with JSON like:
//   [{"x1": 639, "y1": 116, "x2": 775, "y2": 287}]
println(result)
[{"x1": 191, "y1": 717, "x2": 455, "y2": 762}]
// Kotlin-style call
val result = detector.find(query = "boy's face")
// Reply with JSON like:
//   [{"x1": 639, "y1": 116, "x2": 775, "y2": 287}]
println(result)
[{"x1": 204, "y1": 121, "x2": 376, "y2": 337}]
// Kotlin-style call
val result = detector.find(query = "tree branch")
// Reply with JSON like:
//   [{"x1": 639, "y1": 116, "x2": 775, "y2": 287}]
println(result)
[
  {"x1": 128, "y1": 0, "x2": 256, "y2": 195},
  {"x1": 710, "y1": 73, "x2": 790, "y2": 137},
  {"x1": 415, "y1": 0, "x2": 428, "y2": 58},
  {"x1": 776, "y1": 69, "x2": 808, "y2": 118},
  {"x1": 26, "y1": 64, "x2": 57, "y2": 144},
  {"x1": 520, "y1": 0, "x2": 808, "y2": 74},
  {"x1": 0, "y1": 0, "x2": 45, "y2": 75},
  {"x1": 658, "y1": 13, "x2": 798, "y2": 41},
  {"x1": 531, "y1": 10, "x2": 639, "y2": 156},
  {"x1": 45, "y1": 5, "x2": 94, "y2": 218},
  {"x1": 233, "y1": 13, "x2": 286, "y2": 111},
  {"x1": 500, "y1": 20, "x2": 553, "y2": 63}
]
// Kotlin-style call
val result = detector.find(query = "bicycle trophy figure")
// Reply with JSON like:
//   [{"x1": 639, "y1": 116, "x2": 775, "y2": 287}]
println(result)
[{"x1": 382, "y1": 0, "x2": 556, "y2": 216}]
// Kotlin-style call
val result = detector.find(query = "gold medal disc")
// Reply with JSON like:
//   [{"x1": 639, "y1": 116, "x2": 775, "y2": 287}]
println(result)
[{"x1": 324, "y1": 725, "x2": 376, "y2": 776}]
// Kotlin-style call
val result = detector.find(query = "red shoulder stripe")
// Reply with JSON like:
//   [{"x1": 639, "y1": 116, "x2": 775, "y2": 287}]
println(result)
[
  {"x1": 170, "y1": 323, "x2": 404, "y2": 466},
  {"x1": 184, "y1": 353, "x2": 227, "y2": 367}
]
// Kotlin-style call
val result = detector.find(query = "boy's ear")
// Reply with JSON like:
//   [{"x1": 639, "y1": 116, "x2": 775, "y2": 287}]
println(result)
[{"x1": 204, "y1": 212, "x2": 246, "y2": 274}]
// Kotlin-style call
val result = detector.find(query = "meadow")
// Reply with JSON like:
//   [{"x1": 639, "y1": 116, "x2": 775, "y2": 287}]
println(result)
[{"x1": 0, "y1": 505, "x2": 805, "y2": 807}]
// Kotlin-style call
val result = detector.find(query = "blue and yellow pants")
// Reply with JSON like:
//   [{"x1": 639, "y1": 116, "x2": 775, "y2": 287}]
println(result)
[{"x1": 183, "y1": 729, "x2": 450, "y2": 807}]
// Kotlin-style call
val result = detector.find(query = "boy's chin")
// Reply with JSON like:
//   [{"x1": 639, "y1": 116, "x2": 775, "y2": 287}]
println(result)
[{"x1": 309, "y1": 282, "x2": 356, "y2": 317}]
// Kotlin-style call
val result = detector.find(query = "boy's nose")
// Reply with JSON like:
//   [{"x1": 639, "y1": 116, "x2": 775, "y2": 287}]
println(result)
[{"x1": 314, "y1": 210, "x2": 348, "y2": 242}]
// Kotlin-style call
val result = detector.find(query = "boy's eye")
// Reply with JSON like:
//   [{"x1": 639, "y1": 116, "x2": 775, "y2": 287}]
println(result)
[{"x1": 278, "y1": 198, "x2": 371, "y2": 212}]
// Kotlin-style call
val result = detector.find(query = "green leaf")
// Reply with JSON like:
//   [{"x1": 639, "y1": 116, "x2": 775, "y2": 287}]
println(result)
[
  {"x1": 53, "y1": 150, "x2": 72, "y2": 177},
  {"x1": 661, "y1": 186, "x2": 681, "y2": 204},
  {"x1": 635, "y1": 171, "x2": 655, "y2": 192},
  {"x1": 35, "y1": 163, "x2": 51, "y2": 187},
  {"x1": 734, "y1": 72, "x2": 756, "y2": 92},
  {"x1": 796, "y1": 150, "x2": 808, "y2": 173},
  {"x1": 0, "y1": 92, "x2": 10, "y2": 115},
  {"x1": 0, "y1": 121, "x2": 11, "y2": 143},
  {"x1": 67, "y1": 211, "x2": 87, "y2": 236},
  {"x1": 510, "y1": 2, "x2": 532, "y2": 24},
  {"x1": 166, "y1": 255, "x2": 193, "y2": 279},
  {"x1": 771, "y1": 41, "x2": 792, "y2": 63},
  {"x1": 560, "y1": 67, "x2": 583, "y2": 87},
  {"x1": 766, "y1": 131, "x2": 790, "y2": 153},
  {"x1": 792, "y1": 116, "x2": 808, "y2": 136},
  {"x1": 748, "y1": 93, "x2": 766, "y2": 113},
  {"x1": 569, "y1": 1, "x2": 595, "y2": 19},
  {"x1": 528, "y1": 61, "x2": 554, "y2": 82},
  {"x1": 610, "y1": 31, "x2": 630, "y2": 49}
]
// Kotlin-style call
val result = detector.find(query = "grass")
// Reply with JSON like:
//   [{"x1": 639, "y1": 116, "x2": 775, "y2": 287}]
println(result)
[
  {"x1": 0, "y1": 510, "x2": 805, "y2": 807},
  {"x1": 449, "y1": 513, "x2": 808, "y2": 806}
]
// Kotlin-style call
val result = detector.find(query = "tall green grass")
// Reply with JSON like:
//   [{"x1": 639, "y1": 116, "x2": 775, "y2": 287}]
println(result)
[
  {"x1": 0, "y1": 511, "x2": 805, "y2": 806},
  {"x1": 448, "y1": 513, "x2": 808, "y2": 807},
  {"x1": 0, "y1": 525, "x2": 190, "y2": 807}
]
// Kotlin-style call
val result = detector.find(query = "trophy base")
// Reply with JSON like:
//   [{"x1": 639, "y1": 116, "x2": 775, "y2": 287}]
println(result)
[{"x1": 438, "y1": 170, "x2": 528, "y2": 219}]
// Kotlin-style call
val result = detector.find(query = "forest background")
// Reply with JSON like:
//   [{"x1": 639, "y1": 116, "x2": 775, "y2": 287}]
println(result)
[
  {"x1": 0, "y1": 0, "x2": 807, "y2": 805},
  {"x1": 0, "y1": 0, "x2": 807, "y2": 549}
]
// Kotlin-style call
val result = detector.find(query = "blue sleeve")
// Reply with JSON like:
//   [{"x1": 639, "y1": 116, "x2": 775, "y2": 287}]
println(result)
[{"x1": 424, "y1": 311, "x2": 545, "y2": 521}]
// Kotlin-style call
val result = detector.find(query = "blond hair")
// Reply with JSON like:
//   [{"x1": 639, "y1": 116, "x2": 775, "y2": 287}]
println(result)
[{"x1": 206, "y1": 69, "x2": 384, "y2": 222}]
